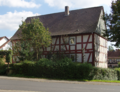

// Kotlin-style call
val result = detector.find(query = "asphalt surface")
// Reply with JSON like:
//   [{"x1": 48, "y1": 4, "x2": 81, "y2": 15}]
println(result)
[{"x1": 0, "y1": 76, "x2": 120, "y2": 92}]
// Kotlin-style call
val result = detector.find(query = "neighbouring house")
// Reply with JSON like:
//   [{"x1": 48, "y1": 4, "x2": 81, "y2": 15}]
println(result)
[
  {"x1": 108, "y1": 49, "x2": 120, "y2": 68},
  {"x1": 11, "y1": 6, "x2": 108, "y2": 68},
  {"x1": 0, "y1": 36, "x2": 12, "y2": 50}
]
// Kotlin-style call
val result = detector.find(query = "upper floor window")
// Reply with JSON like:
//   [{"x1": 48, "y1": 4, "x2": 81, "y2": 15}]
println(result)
[{"x1": 69, "y1": 37, "x2": 76, "y2": 45}]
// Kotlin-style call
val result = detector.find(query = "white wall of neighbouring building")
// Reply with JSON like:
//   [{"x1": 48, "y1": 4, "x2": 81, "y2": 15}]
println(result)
[{"x1": 0, "y1": 38, "x2": 8, "y2": 47}]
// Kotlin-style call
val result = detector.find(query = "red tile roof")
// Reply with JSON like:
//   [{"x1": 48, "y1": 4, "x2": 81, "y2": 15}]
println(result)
[
  {"x1": 0, "y1": 36, "x2": 9, "y2": 41},
  {"x1": 108, "y1": 50, "x2": 120, "y2": 57}
]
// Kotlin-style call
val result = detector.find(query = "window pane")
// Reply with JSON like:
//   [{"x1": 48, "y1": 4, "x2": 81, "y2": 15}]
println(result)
[{"x1": 69, "y1": 37, "x2": 75, "y2": 45}]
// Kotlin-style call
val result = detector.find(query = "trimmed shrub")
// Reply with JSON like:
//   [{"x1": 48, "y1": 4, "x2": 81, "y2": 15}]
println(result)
[
  {"x1": 0, "y1": 58, "x2": 4, "y2": 65},
  {"x1": 11, "y1": 59, "x2": 118, "y2": 80},
  {"x1": 0, "y1": 59, "x2": 6, "y2": 75},
  {"x1": 115, "y1": 68, "x2": 120, "y2": 80},
  {"x1": 90, "y1": 68, "x2": 118, "y2": 80},
  {"x1": 118, "y1": 62, "x2": 120, "y2": 67}
]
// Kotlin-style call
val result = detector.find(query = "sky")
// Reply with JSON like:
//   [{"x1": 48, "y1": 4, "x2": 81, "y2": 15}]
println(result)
[{"x1": 0, "y1": 0, "x2": 115, "y2": 48}]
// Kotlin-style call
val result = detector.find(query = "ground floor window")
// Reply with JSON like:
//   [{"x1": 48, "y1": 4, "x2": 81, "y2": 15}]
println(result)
[{"x1": 70, "y1": 54, "x2": 75, "y2": 62}]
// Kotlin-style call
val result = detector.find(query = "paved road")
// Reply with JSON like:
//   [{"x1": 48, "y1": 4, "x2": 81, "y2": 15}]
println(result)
[{"x1": 0, "y1": 76, "x2": 120, "y2": 92}]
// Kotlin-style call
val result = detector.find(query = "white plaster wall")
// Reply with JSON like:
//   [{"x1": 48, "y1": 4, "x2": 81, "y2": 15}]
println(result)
[
  {"x1": 77, "y1": 54, "x2": 82, "y2": 62},
  {"x1": 70, "y1": 45, "x2": 75, "y2": 50},
  {"x1": 84, "y1": 53, "x2": 92, "y2": 62},
  {"x1": 77, "y1": 44, "x2": 81, "y2": 49},
  {"x1": 1, "y1": 41, "x2": 12, "y2": 50},
  {"x1": 89, "y1": 35, "x2": 92, "y2": 42},
  {"x1": 83, "y1": 35, "x2": 92, "y2": 42},
  {"x1": 0, "y1": 38, "x2": 8, "y2": 46},
  {"x1": 95, "y1": 62, "x2": 108, "y2": 68},
  {"x1": 66, "y1": 45, "x2": 69, "y2": 50},
  {"x1": 55, "y1": 46, "x2": 59, "y2": 51},
  {"x1": 51, "y1": 37, "x2": 60, "y2": 45},
  {"x1": 77, "y1": 53, "x2": 92, "y2": 63},
  {"x1": 56, "y1": 38, "x2": 59, "y2": 44},
  {"x1": 84, "y1": 53, "x2": 89, "y2": 62},
  {"x1": 94, "y1": 34, "x2": 107, "y2": 68},
  {"x1": 86, "y1": 44, "x2": 92, "y2": 49},
  {"x1": 83, "y1": 43, "x2": 92, "y2": 49},
  {"x1": 95, "y1": 10, "x2": 106, "y2": 35},
  {"x1": 52, "y1": 38, "x2": 56, "y2": 44},
  {"x1": 77, "y1": 36, "x2": 81, "y2": 42},
  {"x1": 61, "y1": 37, "x2": 69, "y2": 44},
  {"x1": 83, "y1": 35, "x2": 88, "y2": 42},
  {"x1": 89, "y1": 54, "x2": 92, "y2": 62}
]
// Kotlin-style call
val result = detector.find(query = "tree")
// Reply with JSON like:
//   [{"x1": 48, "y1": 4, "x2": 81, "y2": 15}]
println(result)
[
  {"x1": 15, "y1": 18, "x2": 51, "y2": 61},
  {"x1": 103, "y1": 0, "x2": 120, "y2": 47}
]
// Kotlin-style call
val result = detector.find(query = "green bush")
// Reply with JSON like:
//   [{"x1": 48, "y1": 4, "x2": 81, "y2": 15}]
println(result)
[
  {"x1": 90, "y1": 68, "x2": 118, "y2": 80},
  {"x1": 0, "y1": 58, "x2": 4, "y2": 65},
  {"x1": 0, "y1": 50, "x2": 12, "y2": 64},
  {"x1": 11, "y1": 59, "x2": 118, "y2": 80},
  {"x1": 0, "y1": 59, "x2": 6, "y2": 75},
  {"x1": 118, "y1": 62, "x2": 120, "y2": 67},
  {"x1": 115, "y1": 68, "x2": 120, "y2": 80}
]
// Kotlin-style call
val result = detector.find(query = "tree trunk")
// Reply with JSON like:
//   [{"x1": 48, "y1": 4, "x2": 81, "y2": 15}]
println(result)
[{"x1": 8, "y1": 62, "x2": 9, "y2": 68}]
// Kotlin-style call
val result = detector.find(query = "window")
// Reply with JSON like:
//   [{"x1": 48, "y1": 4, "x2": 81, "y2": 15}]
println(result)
[
  {"x1": 70, "y1": 54, "x2": 75, "y2": 62},
  {"x1": 69, "y1": 37, "x2": 76, "y2": 45}
]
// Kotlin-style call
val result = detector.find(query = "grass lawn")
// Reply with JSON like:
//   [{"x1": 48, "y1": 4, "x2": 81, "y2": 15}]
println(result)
[
  {"x1": 8, "y1": 75, "x2": 120, "y2": 83},
  {"x1": 88, "y1": 80, "x2": 120, "y2": 83}
]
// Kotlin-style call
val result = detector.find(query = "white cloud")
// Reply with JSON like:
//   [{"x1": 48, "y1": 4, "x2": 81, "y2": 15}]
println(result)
[
  {"x1": 0, "y1": 0, "x2": 41, "y2": 8},
  {"x1": 0, "y1": 11, "x2": 39, "y2": 31},
  {"x1": 44, "y1": 0, "x2": 112, "y2": 9}
]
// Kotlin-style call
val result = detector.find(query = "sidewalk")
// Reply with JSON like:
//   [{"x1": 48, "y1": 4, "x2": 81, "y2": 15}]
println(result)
[{"x1": 0, "y1": 76, "x2": 120, "y2": 86}]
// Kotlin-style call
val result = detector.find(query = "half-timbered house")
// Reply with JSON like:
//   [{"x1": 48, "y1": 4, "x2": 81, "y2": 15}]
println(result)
[{"x1": 11, "y1": 6, "x2": 107, "y2": 68}]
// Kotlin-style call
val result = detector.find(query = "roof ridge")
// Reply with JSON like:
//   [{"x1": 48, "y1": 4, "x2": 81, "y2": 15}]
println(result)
[
  {"x1": 11, "y1": 6, "x2": 103, "y2": 40},
  {"x1": 27, "y1": 6, "x2": 103, "y2": 19}
]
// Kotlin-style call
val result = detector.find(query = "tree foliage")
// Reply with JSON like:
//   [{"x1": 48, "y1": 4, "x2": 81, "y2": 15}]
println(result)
[
  {"x1": 15, "y1": 18, "x2": 51, "y2": 61},
  {"x1": 0, "y1": 50, "x2": 12, "y2": 67},
  {"x1": 108, "y1": 45, "x2": 114, "y2": 51},
  {"x1": 103, "y1": 0, "x2": 120, "y2": 47}
]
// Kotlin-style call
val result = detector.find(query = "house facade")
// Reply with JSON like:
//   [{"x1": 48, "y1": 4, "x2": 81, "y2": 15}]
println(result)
[
  {"x1": 108, "y1": 49, "x2": 120, "y2": 68},
  {"x1": 11, "y1": 6, "x2": 107, "y2": 68},
  {"x1": 0, "y1": 36, "x2": 12, "y2": 50}
]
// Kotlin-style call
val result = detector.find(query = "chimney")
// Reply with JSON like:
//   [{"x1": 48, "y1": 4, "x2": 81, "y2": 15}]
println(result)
[{"x1": 65, "y1": 6, "x2": 69, "y2": 16}]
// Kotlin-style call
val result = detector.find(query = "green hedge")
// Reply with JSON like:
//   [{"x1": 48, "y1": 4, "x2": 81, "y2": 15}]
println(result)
[
  {"x1": 118, "y1": 62, "x2": 120, "y2": 67},
  {"x1": 91, "y1": 68, "x2": 117, "y2": 80},
  {"x1": 0, "y1": 50, "x2": 12, "y2": 64},
  {"x1": 115, "y1": 68, "x2": 120, "y2": 80},
  {"x1": 10, "y1": 58, "x2": 118, "y2": 80},
  {"x1": 0, "y1": 60, "x2": 7, "y2": 75}
]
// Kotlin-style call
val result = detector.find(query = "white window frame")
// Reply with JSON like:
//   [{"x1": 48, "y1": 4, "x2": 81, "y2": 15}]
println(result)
[{"x1": 69, "y1": 37, "x2": 76, "y2": 45}]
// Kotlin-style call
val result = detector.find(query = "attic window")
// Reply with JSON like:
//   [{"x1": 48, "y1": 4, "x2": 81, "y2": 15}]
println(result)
[{"x1": 69, "y1": 37, "x2": 76, "y2": 45}]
